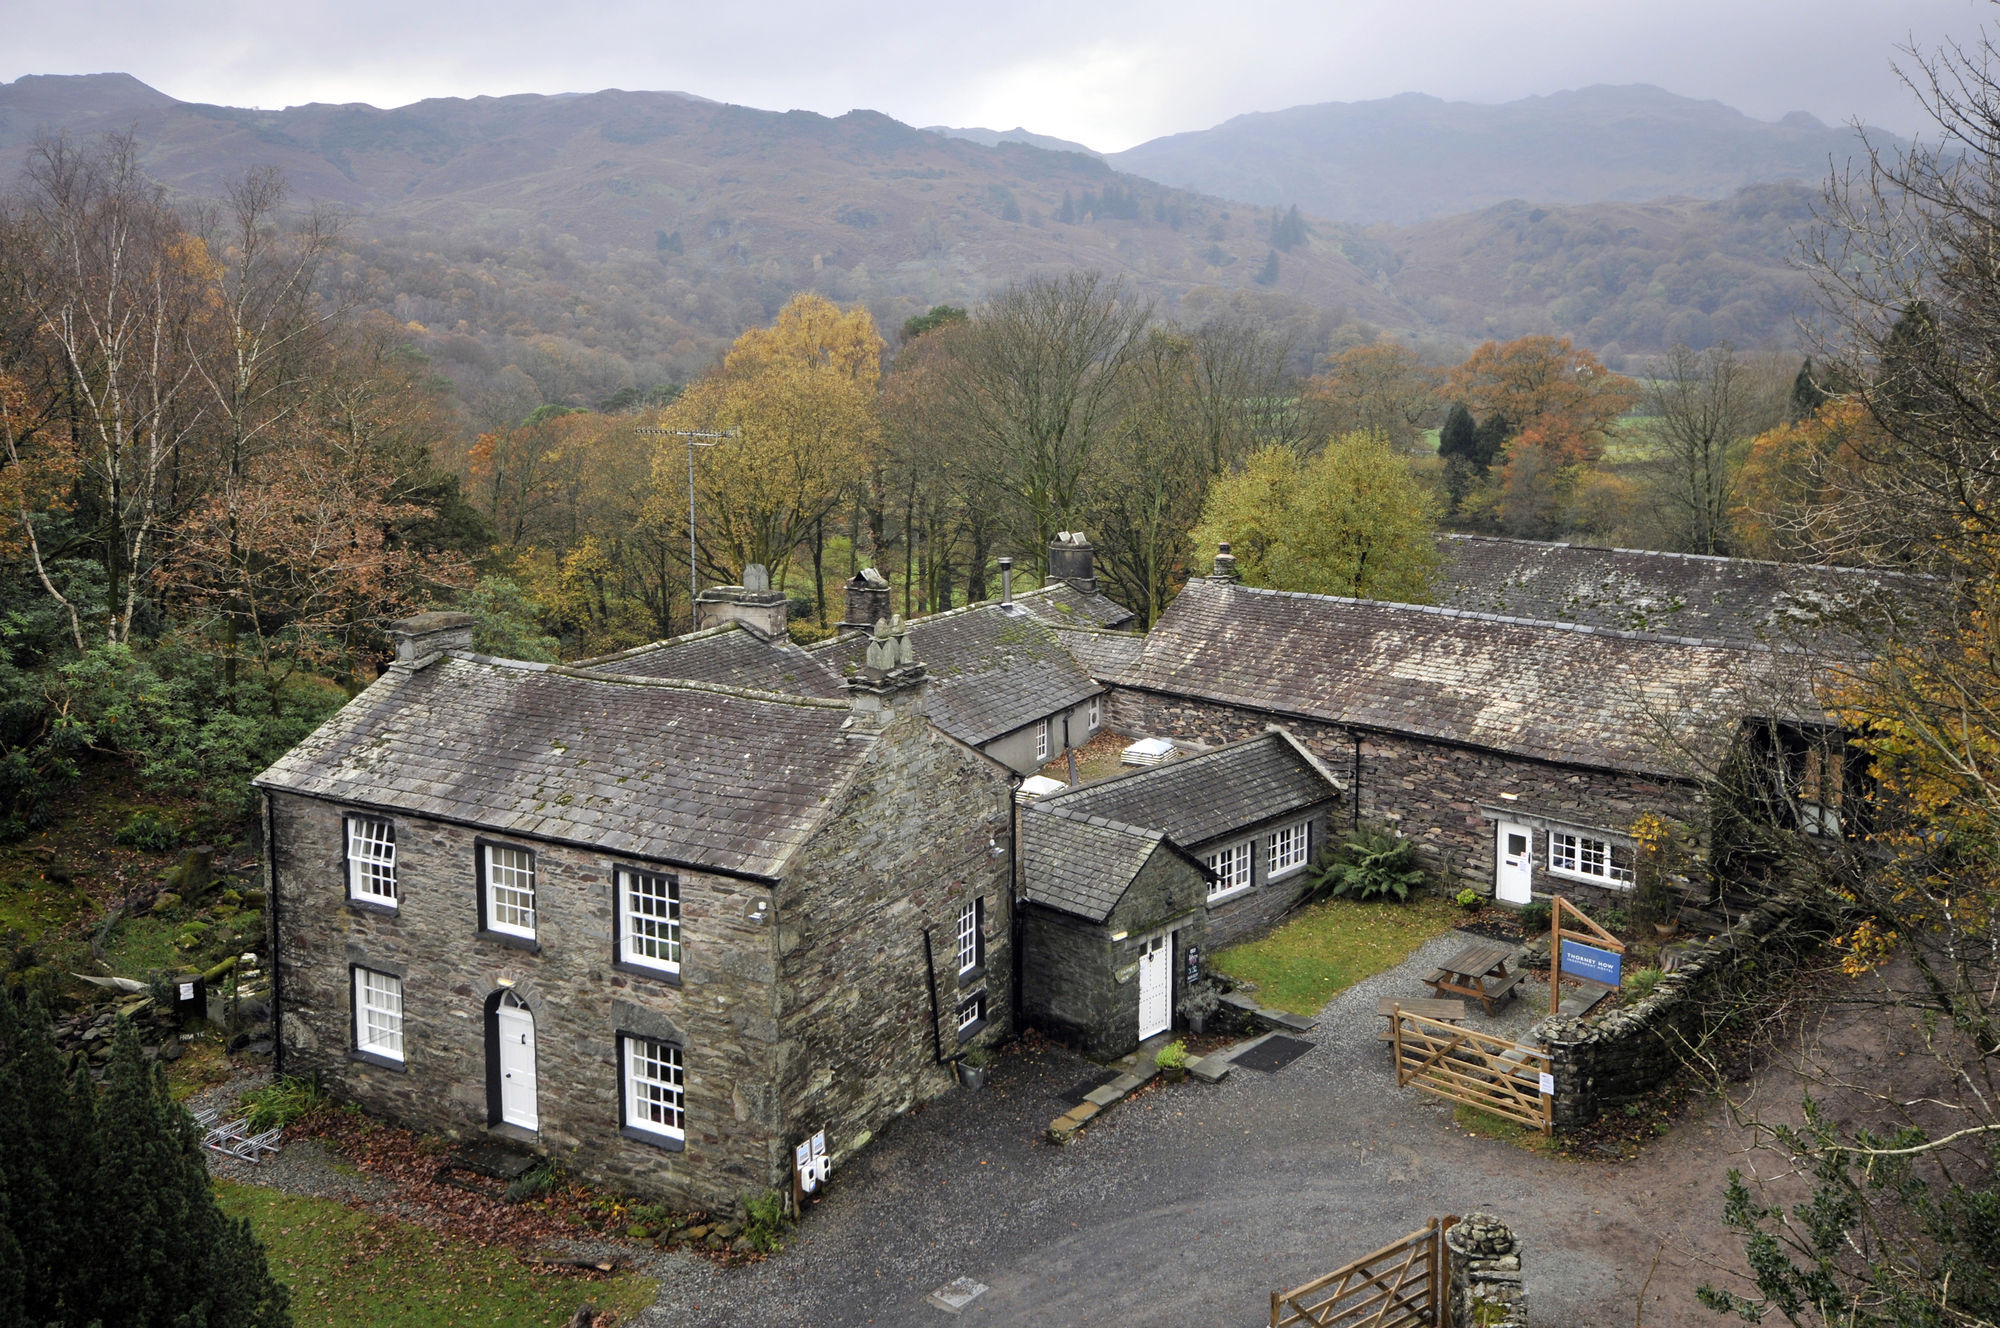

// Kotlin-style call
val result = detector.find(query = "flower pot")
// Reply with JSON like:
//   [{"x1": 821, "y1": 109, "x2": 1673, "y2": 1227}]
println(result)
[
  {"x1": 957, "y1": 1062, "x2": 986, "y2": 1091},
  {"x1": 1654, "y1": 920, "x2": 1680, "y2": 939},
  {"x1": 1162, "y1": 1066, "x2": 1187, "y2": 1084},
  {"x1": 1186, "y1": 1013, "x2": 1208, "y2": 1036}
]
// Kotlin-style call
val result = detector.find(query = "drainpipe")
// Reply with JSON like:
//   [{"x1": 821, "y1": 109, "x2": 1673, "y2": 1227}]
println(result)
[
  {"x1": 998, "y1": 557, "x2": 1013, "y2": 607},
  {"x1": 264, "y1": 793, "x2": 283, "y2": 1078},
  {"x1": 921, "y1": 928, "x2": 945, "y2": 1065},
  {"x1": 1351, "y1": 733, "x2": 1363, "y2": 830},
  {"x1": 1064, "y1": 713, "x2": 1077, "y2": 786},
  {"x1": 1009, "y1": 778, "x2": 1024, "y2": 1035}
]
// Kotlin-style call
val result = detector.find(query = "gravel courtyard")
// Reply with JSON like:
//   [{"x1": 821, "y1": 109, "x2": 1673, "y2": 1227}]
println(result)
[{"x1": 624, "y1": 928, "x2": 1835, "y2": 1328}]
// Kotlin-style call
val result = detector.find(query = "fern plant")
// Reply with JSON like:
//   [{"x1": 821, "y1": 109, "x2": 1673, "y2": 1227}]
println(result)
[{"x1": 1312, "y1": 823, "x2": 1427, "y2": 902}]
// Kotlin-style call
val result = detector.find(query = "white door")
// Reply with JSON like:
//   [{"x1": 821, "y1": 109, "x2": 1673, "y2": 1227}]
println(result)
[
  {"x1": 496, "y1": 994, "x2": 539, "y2": 1130},
  {"x1": 1495, "y1": 821, "x2": 1534, "y2": 906},
  {"x1": 1137, "y1": 934, "x2": 1172, "y2": 1041}
]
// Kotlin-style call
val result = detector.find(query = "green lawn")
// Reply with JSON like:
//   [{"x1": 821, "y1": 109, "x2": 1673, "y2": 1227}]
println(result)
[
  {"x1": 215, "y1": 1180, "x2": 657, "y2": 1328},
  {"x1": 1212, "y1": 896, "x2": 1461, "y2": 1014}
]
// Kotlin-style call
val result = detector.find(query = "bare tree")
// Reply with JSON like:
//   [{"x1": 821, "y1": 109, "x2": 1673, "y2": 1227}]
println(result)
[{"x1": 1642, "y1": 342, "x2": 1754, "y2": 555}]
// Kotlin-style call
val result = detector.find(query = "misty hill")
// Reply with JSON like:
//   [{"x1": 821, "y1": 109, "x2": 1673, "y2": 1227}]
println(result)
[
  {"x1": 1110, "y1": 84, "x2": 1884, "y2": 224},
  {"x1": 925, "y1": 125, "x2": 1102, "y2": 157},
  {"x1": 0, "y1": 75, "x2": 1815, "y2": 402}
]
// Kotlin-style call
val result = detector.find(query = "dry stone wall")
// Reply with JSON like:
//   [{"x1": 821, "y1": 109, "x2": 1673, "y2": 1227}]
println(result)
[{"x1": 1536, "y1": 891, "x2": 1831, "y2": 1129}]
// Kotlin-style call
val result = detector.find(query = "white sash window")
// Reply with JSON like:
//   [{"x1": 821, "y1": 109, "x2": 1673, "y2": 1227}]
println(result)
[
  {"x1": 618, "y1": 869, "x2": 681, "y2": 974},
  {"x1": 354, "y1": 968, "x2": 404, "y2": 1062},
  {"x1": 485, "y1": 844, "x2": 537, "y2": 937},
  {"x1": 623, "y1": 1036, "x2": 685, "y2": 1142},
  {"x1": 346, "y1": 816, "x2": 397, "y2": 905}
]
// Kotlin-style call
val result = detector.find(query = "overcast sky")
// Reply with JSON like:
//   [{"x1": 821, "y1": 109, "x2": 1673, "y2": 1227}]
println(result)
[{"x1": 1, "y1": 0, "x2": 1983, "y2": 151}]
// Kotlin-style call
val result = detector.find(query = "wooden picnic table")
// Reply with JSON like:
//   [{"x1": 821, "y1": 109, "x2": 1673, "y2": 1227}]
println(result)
[
  {"x1": 1425, "y1": 940, "x2": 1527, "y2": 1015},
  {"x1": 1375, "y1": 996, "x2": 1470, "y2": 1042}
]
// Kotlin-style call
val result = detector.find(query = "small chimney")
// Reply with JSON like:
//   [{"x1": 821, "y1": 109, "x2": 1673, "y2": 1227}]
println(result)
[
  {"x1": 695, "y1": 563, "x2": 789, "y2": 640},
  {"x1": 1210, "y1": 542, "x2": 1240, "y2": 583},
  {"x1": 387, "y1": 611, "x2": 477, "y2": 667},
  {"x1": 838, "y1": 567, "x2": 892, "y2": 632},
  {"x1": 1047, "y1": 531, "x2": 1099, "y2": 594},
  {"x1": 999, "y1": 557, "x2": 1014, "y2": 607}
]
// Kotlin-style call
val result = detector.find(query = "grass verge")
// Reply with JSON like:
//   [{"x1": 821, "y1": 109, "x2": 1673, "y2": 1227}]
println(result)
[
  {"x1": 1213, "y1": 895, "x2": 1461, "y2": 1014},
  {"x1": 214, "y1": 1180, "x2": 657, "y2": 1328},
  {"x1": 1451, "y1": 1103, "x2": 1561, "y2": 1155}
]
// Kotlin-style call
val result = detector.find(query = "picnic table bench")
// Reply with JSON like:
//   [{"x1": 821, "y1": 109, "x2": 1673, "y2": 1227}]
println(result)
[
  {"x1": 1375, "y1": 997, "x2": 1469, "y2": 1042},
  {"x1": 1424, "y1": 940, "x2": 1526, "y2": 1015}
]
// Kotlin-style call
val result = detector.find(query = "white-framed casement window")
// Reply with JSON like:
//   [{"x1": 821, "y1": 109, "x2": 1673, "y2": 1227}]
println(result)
[
  {"x1": 956, "y1": 897, "x2": 984, "y2": 976},
  {"x1": 617, "y1": 868, "x2": 681, "y2": 975},
  {"x1": 1035, "y1": 720, "x2": 1051, "y2": 762},
  {"x1": 346, "y1": 815, "x2": 397, "y2": 906},
  {"x1": 1548, "y1": 829, "x2": 1635, "y2": 888},
  {"x1": 1267, "y1": 821, "x2": 1311, "y2": 879},
  {"x1": 957, "y1": 991, "x2": 986, "y2": 1037},
  {"x1": 483, "y1": 844, "x2": 537, "y2": 938},
  {"x1": 621, "y1": 1035, "x2": 685, "y2": 1144},
  {"x1": 353, "y1": 967, "x2": 404, "y2": 1062},
  {"x1": 1087, "y1": 695, "x2": 1102, "y2": 731},
  {"x1": 1205, "y1": 841, "x2": 1253, "y2": 901}
]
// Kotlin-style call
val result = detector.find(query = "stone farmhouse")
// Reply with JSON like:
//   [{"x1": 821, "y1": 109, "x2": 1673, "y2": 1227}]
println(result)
[{"x1": 256, "y1": 533, "x2": 1872, "y2": 1209}]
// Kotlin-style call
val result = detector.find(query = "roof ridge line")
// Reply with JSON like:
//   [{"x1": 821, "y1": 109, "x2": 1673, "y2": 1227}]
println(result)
[
  {"x1": 1210, "y1": 582, "x2": 1748, "y2": 650},
  {"x1": 568, "y1": 622, "x2": 743, "y2": 666},
  {"x1": 452, "y1": 654, "x2": 852, "y2": 710},
  {"x1": 1442, "y1": 531, "x2": 1904, "y2": 579}
]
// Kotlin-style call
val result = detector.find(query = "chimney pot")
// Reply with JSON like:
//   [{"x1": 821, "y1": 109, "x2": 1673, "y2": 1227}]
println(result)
[
  {"x1": 999, "y1": 557, "x2": 1014, "y2": 606},
  {"x1": 838, "y1": 567, "x2": 893, "y2": 632},
  {"x1": 696, "y1": 565, "x2": 789, "y2": 640},
  {"x1": 1210, "y1": 541, "x2": 1240, "y2": 583},
  {"x1": 1047, "y1": 531, "x2": 1098, "y2": 594}
]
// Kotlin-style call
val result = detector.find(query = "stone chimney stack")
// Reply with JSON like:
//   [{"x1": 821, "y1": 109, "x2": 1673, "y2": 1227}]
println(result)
[
  {"x1": 1048, "y1": 531, "x2": 1099, "y2": 594},
  {"x1": 998, "y1": 557, "x2": 1014, "y2": 607},
  {"x1": 387, "y1": 612, "x2": 477, "y2": 667},
  {"x1": 1209, "y1": 541, "x2": 1240, "y2": 583},
  {"x1": 838, "y1": 567, "x2": 892, "y2": 632},
  {"x1": 695, "y1": 564, "x2": 789, "y2": 640},
  {"x1": 845, "y1": 614, "x2": 927, "y2": 729}
]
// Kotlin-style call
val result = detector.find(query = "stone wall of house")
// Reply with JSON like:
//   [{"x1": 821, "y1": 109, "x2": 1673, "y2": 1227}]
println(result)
[
  {"x1": 1536, "y1": 891, "x2": 1831, "y2": 1130},
  {"x1": 773, "y1": 698, "x2": 1017, "y2": 1170},
  {"x1": 1197, "y1": 808, "x2": 1335, "y2": 949},
  {"x1": 1106, "y1": 687, "x2": 1698, "y2": 899},
  {"x1": 266, "y1": 789, "x2": 779, "y2": 1210},
  {"x1": 1021, "y1": 845, "x2": 1207, "y2": 1059}
]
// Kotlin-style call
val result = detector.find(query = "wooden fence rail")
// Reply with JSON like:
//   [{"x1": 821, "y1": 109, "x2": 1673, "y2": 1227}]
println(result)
[
  {"x1": 1271, "y1": 1215, "x2": 1457, "y2": 1327},
  {"x1": 1391, "y1": 1006, "x2": 1552, "y2": 1134}
]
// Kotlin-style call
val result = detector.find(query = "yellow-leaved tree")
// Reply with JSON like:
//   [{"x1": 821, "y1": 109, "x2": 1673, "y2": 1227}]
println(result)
[
  {"x1": 1191, "y1": 434, "x2": 1439, "y2": 602},
  {"x1": 650, "y1": 294, "x2": 881, "y2": 585}
]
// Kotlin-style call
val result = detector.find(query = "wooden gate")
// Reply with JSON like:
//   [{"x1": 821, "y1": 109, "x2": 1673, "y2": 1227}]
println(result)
[
  {"x1": 1271, "y1": 1216, "x2": 1457, "y2": 1327},
  {"x1": 1391, "y1": 1007, "x2": 1552, "y2": 1134}
]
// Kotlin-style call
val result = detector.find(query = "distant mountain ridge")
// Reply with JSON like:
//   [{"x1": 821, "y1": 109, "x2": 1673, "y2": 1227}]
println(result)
[
  {"x1": 1108, "y1": 84, "x2": 1889, "y2": 224},
  {"x1": 924, "y1": 125, "x2": 1102, "y2": 158},
  {"x1": 0, "y1": 74, "x2": 1819, "y2": 388}
]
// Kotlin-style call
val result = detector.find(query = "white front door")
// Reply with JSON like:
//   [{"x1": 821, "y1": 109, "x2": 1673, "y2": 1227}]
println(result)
[
  {"x1": 1137, "y1": 934, "x2": 1172, "y2": 1041},
  {"x1": 496, "y1": 995, "x2": 539, "y2": 1130},
  {"x1": 1495, "y1": 821, "x2": 1534, "y2": 906}
]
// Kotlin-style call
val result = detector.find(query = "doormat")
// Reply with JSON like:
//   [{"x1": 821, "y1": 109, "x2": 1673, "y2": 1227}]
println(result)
[
  {"x1": 1232, "y1": 1035, "x2": 1314, "y2": 1073},
  {"x1": 1062, "y1": 1068, "x2": 1122, "y2": 1102}
]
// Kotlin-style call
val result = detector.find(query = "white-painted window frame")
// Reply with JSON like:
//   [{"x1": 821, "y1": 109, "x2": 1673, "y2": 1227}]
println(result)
[
  {"x1": 1267, "y1": 820, "x2": 1311, "y2": 879},
  {"x1": 345, "y1": 815, "x2": 397, "y2": 905},
  {"x1": 622, "y1": 1035, "x2": 685, "y2": 1143},
  {"x1": 1205, "y1": 841, "x2": 1253, "y2": 901},
  {"x1": 484, "y1": 843, "x2": 538, "y2": 938},
  {"x1": 1087, "y1": 695, "x2": 1102, "y2": 731},
  {"x1": 1547, "y1": 828, "x2": 1635, "y2": 889},
  {"x1": 617, "y1": 868, "x2": 681, "y2": 975},
  {"x1": 955, "y1": 897, "x2": 983, "y2": 975},
  {"x1": 957, "y1": 991, "x2": 986, "y2": 1035},
  {"x1": 1035, "y1": 720, "x2": 1051, "y2": 762},
  {"x1": 354, "y1": 967, "x2": 404, "y2": 1062}
]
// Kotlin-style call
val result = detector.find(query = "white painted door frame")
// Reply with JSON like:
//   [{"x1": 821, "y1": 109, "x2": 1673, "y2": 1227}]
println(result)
[
  {"x1": 1495, "y1": 821, "x2": 1534, "y2": 906},
  {"x1": 1137, "y1": 933, "x2": 1172, "y2": 1041},
  {"x1": 496, "y1": 994, "x2": 539, "y2": 1130}
]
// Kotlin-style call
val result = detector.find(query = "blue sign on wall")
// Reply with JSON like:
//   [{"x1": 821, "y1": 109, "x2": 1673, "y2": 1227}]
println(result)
[{"x1": 1560, "y1": 942, "x2": 1623, "y2": 987}]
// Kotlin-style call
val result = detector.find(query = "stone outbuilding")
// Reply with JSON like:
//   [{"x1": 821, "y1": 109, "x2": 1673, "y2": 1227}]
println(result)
[
  {"x1": 255, "y1": 611, "x2": 1016, "y2": 1212},
  {"x1": 1018, "y1": 731, "x2": 1342, "y2": 1057}
]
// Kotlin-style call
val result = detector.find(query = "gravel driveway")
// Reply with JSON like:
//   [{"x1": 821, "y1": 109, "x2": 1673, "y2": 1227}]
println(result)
[{"x1": 631, "y1": 929, "x2": 1782, "y2": 1328}]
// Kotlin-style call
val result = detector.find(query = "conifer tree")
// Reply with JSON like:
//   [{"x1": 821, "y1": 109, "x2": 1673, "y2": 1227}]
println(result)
[
  {"x1": 1786, "y1": 357, "x2": 1827, "y2": 422},
  {"x1": 1437, "y1": 403, "x2": 1477, "y2": 462},
  {"x1": 1255, "y1": 249, "x2": 1280, "y2": 286}
]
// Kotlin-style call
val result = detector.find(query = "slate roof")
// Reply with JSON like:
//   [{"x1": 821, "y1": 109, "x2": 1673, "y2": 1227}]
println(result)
[
  {"x1": 1434, "y1": 535, "x2": 1903, "y2": 648},
  {"x1": 1119, "y1": 578, "x2": 1824, "y2": 778},
  {"x1": 578, "y1": 625, "x2": 847, "y2": 698},
  {"x1": 1048, "y1": 626, "x2": 1144, "y2": 681},
  {"x1": 1011, "y1": 582, "x2": 1137, "y2": 630},
  {"x1": 254, "y1": 656, "x2": 864, "y2": 878},
  {"x1": 1036, "y1": 731, "x2": 1341, "y2": 850},
  {"x1": 1018, "y1": 810, "x2": 1169, "y2": 921},
  {"x1": 813, "y1": 602, "x2": 1101, "y2": 746}
]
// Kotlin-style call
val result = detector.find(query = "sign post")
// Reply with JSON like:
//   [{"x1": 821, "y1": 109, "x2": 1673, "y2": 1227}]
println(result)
[{"x1": 1550, "y1": 897, "x2": 1626, "y2": 1015}]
